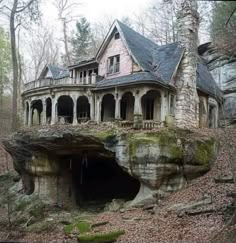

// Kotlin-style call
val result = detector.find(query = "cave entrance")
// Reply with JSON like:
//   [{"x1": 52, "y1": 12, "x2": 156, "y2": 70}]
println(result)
[{"x1": 59, "y1": 154, "x2": 140, "y2": 209}]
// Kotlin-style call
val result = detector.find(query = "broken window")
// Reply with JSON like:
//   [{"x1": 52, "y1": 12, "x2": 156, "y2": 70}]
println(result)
[{"x1": 108, "y1": 55, "x2": 120, "y2": 74}]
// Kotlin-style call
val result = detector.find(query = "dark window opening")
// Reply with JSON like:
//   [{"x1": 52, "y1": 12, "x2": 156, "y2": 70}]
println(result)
[
  {"x1": 88, "y1": 70, "x2": 93, "y2": 84},
  {"x1": 83, "y1": 70, "x2": 87, "y2": 83},
  {"x1": 114, "y1": 32, "x2": 120, "y2": 40}
]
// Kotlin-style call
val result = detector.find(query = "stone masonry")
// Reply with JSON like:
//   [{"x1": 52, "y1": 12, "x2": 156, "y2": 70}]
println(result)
[{"x1": 175, "y1": 0, "x2": 200, "y2": 128}]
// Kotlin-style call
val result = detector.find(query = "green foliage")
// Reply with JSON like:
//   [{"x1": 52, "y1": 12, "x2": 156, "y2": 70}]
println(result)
[
  {"x1": 78, "y1": 230, "x2": 125, "y2": 243},
  {"x1": 0, "y1": 26, "x2": 11, "y2": 95},
  {"x1": 210, "y1": 2, "x2": 236, "y2": 54},
  {"x1": 64, "y1": 220, "x2": 91, "y2": 235},
  {"x1": 71, "y1": 17, "x2": 93, "y2": 63}
]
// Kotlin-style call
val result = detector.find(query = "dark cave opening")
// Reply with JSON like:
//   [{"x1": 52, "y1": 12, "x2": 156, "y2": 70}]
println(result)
[{"x1": 58, "y1": 153, "x2": 140, "y2": 208}]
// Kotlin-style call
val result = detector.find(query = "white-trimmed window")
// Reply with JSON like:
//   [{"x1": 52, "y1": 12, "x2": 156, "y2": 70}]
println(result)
[{"x1": 108, "y1": 55, "x2": 120, "y2": 74}]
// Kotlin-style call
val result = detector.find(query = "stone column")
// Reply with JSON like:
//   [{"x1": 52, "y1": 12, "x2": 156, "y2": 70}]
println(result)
[
  {"x1": 28, "y1": 103, "x2": 32, "y2": 127},
  {"x1": 72, "y1": 96, "x2": 78, "y2": 125},
  {"x1": 24, "y1": 102, "x2": 28, "y2": 126},
  {"x1": 90, "y1": 96, "x2": 95, "y2": 120},
  {"x1": 160, "y1": 92, "x2": 166, "y2": 123},
  {"x1": 51, "y1": 98, "x2": 57, "y2": 125},
  {"x1": 115, "y1": 96, "x2": 121, "y2": 120},
  {"x1": 133, "y1": 91, "x2": 143, "y2": 129},
  {"x1": 42, "y1": 99, "x2": 47, "y2": 125},
  {"x1": 175, "y1": 0, "x2": 199, "y2": 129},
  {"x1": 96, "y1": 96, "x2": 102, "y2": 123}
]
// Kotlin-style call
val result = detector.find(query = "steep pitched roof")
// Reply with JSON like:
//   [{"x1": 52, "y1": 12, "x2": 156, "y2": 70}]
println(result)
[
  {"x1": 39, "y1": 64, "x2": 69, "y2": 80},
  {"x1": 48, "y1": 65, "x2": 69, "y2": 79},
  {"x1": 197, "y1": 62, "x2": 222, "y2": 99}
]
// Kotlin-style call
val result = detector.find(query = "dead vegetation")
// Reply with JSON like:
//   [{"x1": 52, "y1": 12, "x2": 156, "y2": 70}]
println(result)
[{"x1": 0, "y1": 128, "x2": 235, "y2": 242}]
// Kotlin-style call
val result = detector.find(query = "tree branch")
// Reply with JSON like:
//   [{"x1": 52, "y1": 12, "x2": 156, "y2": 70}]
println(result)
[
  {"x1": 226, "y1": 7, "x2": 236, "y2": 26},
  {"x1": 15, "y1": 0, "x2": 35, "y2": 13}
]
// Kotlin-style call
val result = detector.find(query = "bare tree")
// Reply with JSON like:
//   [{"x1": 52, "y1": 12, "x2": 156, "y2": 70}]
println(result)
[
  {"x1": 54, "y1": 0, "x2": 81, "y2": 65},
  {"x1": 134, "y1": 0, "x2": 177, "y2": 45},
  {"x1": 0, "y1": 0, "x2": 41, "y2": 131},
  {"x1": 25, "y1": 26, "x2": 59, "y2": 80}
]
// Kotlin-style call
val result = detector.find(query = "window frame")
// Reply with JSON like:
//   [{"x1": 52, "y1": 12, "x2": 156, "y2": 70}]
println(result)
[{"x1": 107, "y1": 55, "x2": 120, "y2": 75}]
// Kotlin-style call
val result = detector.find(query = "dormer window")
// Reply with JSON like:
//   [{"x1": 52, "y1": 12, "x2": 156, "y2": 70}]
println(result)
[
  {"x1": 114, "y1": 32, "x2": 120, "y2": 40},
  {"x1": 108, "y1": 55, "x2": 120, "y2": 74}
]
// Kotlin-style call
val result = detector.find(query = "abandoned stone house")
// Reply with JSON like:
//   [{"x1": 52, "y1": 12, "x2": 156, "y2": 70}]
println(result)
[{"x1": 22, "y1": 18, "x2": 221, "y2": 129}]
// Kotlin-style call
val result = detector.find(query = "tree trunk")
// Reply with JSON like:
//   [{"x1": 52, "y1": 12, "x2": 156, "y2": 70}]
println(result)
[
  {"x1": 10, "y1": 0, "x2": 18, "y2": 131},
  {"x1": 63, "y1": 20, "x2": 71, "y2": 65}
]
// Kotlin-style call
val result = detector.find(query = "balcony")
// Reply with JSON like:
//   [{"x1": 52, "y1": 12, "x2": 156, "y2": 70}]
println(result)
[{"x1": 23, "y1": 74, "x2": 97, "y2": 92}]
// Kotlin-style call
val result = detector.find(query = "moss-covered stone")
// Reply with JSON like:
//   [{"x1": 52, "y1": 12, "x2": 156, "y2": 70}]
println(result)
[
  {"x1": 64, "y1": 220, "x2": 91, "y2": 235},
  {"x1": 78, "y1": 230, "x2": 125, "y2": 243},
  {"x1": 193, "y1": 139, "x2": 216, "y2": 166}
]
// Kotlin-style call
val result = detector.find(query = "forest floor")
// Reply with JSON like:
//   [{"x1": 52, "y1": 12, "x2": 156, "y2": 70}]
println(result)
[{"x1": 0, "y1": 128, "x2": 235, "y2": 242}]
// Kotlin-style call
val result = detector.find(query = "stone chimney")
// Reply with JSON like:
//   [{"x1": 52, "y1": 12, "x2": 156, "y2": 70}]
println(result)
[{"x1": 175, "y1": 0, "x2": 200, "y2": 128}]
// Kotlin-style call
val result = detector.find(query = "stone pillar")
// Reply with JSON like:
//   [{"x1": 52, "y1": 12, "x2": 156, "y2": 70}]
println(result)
[
  {"x1": 72, "y1": 96, "x2": 77, "y2": 125},
  {"x1": 28, "y1": 104, "x2": 32, "y2": 127},
  {"x1": 42, "y1": 99, "x2": 47, "y2": 125},
  {"x1": 133, "y1": 91, "x2": 143, "y2": 129},
  {"x1": 115, "y1": 96, "x2": 121, "y2": 120},
  {"x1": 51, "y1": 98, "x2": 57, "y2": 125},
  {"x1": 24, "y1": 102, "x2": 28, "y2": 126},
  {"x1": 90, "y1": 96, "x2": 95, "y2": 120},
  {"x1": 175, "y1": 0, "x2": 199, "y2": 129},
  {"x1": 96, "y1": 96, "x2": 102, "y2": 123}
]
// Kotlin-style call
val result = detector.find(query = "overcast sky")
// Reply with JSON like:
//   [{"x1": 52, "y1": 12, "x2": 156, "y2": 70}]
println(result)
[{"x1": 42, "y1": 0, "x2": 152, "y2": 26}]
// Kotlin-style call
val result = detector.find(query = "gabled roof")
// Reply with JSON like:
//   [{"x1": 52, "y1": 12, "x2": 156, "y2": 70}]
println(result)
[{"x1": 39, "y1": 64, "x2": 69, "y2": 80}]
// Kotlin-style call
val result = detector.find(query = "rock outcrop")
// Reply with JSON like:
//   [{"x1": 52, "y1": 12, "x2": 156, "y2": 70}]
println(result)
[
  {"x1": 199, "y1": 42, "x2": 236, "y2": 122},
  {"x1": 3, "y1": 126, "x2": 218, "y2": 207}
]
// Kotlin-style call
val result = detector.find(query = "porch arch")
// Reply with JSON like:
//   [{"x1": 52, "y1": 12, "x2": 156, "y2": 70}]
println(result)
[
  {"x1": 31, "y1": 99, "x2": 43, "y2": 125},
  {"x1": 141, "y1": 90, "x2": 161, "y2": 120},
  {"x1": 120, "y1": 92, "x2": 134, "y2": 120},
  {"x1": 101, "y1": 94, "x2": 115, "y2": 122},
  {"x1": 57, "y1": 95, "x2": 74, "y2": 124},
  {"x1": 77, "y1": 96, "x2": 90, "y2": 122}
]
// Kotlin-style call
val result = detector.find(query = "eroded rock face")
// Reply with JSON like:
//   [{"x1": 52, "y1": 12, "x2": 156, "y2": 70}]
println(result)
[
  {"x1": 199, "y1": 43, "x2": 236, "y2": 121},
  {"x1": 3, "y1": 127, "x2": 218, "y2": 207}
]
